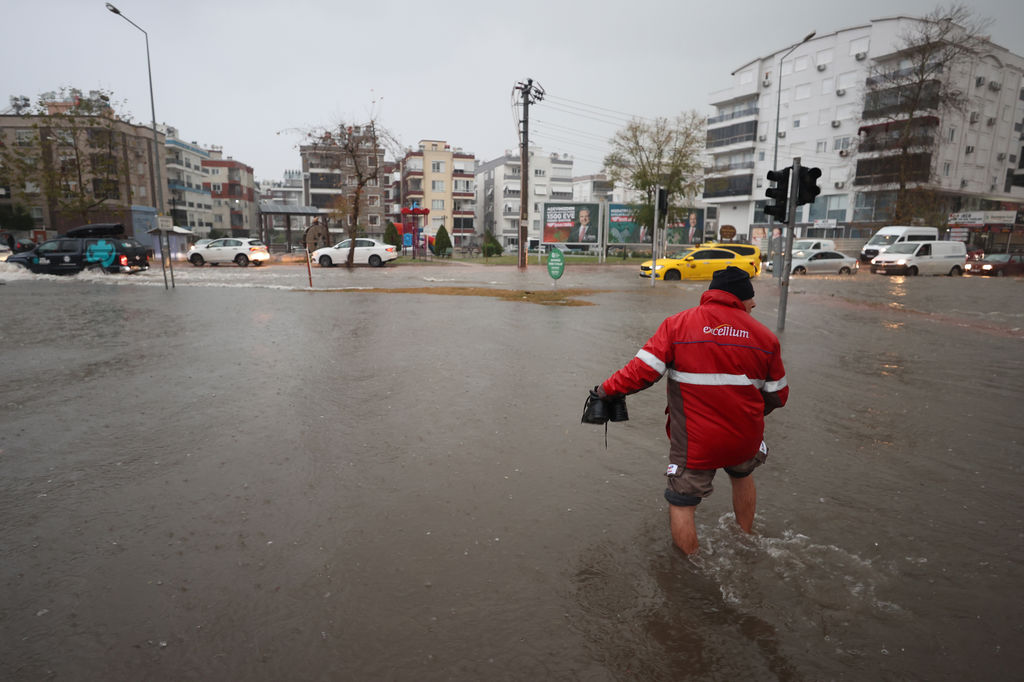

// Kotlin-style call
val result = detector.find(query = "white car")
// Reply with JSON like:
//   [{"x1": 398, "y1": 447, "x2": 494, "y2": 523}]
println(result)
[
  {"x1": 187, "y1": 238, "x2": 270, "y2": 267},
  {"x1": 789, "y1": 250, "x2": 859, "y2": 275},
  {"x1": 312, "y1": 238, "x2": 398, "y2": 267}
]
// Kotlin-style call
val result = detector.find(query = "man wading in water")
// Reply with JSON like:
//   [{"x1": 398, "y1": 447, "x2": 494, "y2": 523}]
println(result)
[{"x1": 583, "y1": 266, "x2": 789, "y2": 554}]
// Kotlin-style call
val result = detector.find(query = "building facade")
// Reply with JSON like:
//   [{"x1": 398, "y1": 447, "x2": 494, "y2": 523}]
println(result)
[
  {"x1": 162, "y1": 124, "x2": 214, "y2": 235},
  {"x1": 474, "y1": 147, "x2": 574, "y2": 248},
  {"x1": 0, "y1": 91, "x2": 167, "y2": 234},
  {"x1": 703, "y1": 16, "x2": 1024, "y2": 248},
  {"x1": 202, "y1": 152, "x2": 258, "y2": 237},
  {"x1": 398, "y1": 140, "x2": 477, "y2": 246},
  {"x1": 299, "y1": 126, "x2": 388, "y2": 240}
]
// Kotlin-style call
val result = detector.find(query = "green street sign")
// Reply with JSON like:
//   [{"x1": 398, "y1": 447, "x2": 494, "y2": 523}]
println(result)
[{"x1": 547, "y1": 249, "x2": 565, "y2": 280}]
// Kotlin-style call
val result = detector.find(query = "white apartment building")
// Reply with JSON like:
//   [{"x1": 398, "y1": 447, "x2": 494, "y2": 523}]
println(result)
[
  {"x1": 161, "y1": 125, "x2": 215, "y2": 235},
  {"x1": 474, "y1": 147, "x2": 574, "y2": 248},
  {"x1": 704, "y1": 16, "x2": 1024, "y2": 244}
]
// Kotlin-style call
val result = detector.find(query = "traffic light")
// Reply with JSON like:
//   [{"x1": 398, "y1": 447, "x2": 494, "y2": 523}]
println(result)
[
  {"x1": 797, "y1": 166, "x2": 822, "y2": 205},
  {"x1": 764, "y1": 167, "x2": 791, "y2": 224},
  {"x1": 657, "y1": 187, "x2": 668, "y2": 215}
]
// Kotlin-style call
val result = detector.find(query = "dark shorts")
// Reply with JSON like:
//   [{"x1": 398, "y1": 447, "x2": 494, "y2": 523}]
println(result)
[{"x1": 664, "y1": 450, "x2": 767, "y2": 507}]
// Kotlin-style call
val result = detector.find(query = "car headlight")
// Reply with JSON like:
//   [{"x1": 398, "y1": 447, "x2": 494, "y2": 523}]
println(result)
[
  {"x1": 654, "y1": 264, "x2": 664, "y2": 270},
  {"x1": 895, "y1": 259, "x2": 906, "y2": 265},
  {"x1": 982, "y1": 264, "x2": 992, "y2": 270}
]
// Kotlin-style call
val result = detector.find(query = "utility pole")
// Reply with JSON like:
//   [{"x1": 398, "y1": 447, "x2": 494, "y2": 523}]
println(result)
[{"x1": 515, "y1": 78, "x2": 544, "y2": 270}]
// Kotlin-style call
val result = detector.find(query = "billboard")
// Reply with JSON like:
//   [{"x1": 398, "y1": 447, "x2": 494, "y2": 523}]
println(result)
[
  {"x1": 667, "y1": 208, "x2": 705, "y2": 246},
  {"x1": 608, "y1": 204, "x2": 650, "y2": 243},
  {"x1": 543, "y1": 203, "x2": 599, "y2": 244}
]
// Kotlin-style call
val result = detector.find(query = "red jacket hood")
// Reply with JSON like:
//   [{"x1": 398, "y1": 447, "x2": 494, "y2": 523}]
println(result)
[{"x1": 700, "y1": 288, "x2": 748, "y2": 309}]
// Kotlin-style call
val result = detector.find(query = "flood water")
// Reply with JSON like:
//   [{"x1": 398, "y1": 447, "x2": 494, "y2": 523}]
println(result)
[{"x1": 1, "y1": 261, "x2": 1022, "y2": 680}]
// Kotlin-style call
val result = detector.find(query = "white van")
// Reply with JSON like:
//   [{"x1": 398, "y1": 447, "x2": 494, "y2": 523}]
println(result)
[
  {"x1": 859, "y1": 226, "x2": 939, "y2": 262},
  {"x1": 869, "y1": 240, "x2": 966, "y2": 276},
  {"x1": 792, "y1": 238, "x2": 835, "y2": 252}
]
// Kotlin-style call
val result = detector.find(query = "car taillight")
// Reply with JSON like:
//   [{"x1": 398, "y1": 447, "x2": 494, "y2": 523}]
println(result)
[
  {"x1": 119, "y1": 254, "x2": 128, "y2": 266},
  {"x1": 386, "y1": 246, "x2": 395, "y2": 252}
]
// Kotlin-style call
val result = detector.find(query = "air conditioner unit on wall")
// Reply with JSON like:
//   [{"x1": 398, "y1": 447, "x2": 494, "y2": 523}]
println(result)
[
  {"x1": 763, "y1": 78, "x2": 771, "y2": 87},
  {"x1": 855, "y1": 52, "x2": 867, "y2": 61},
  {"x1": 835, "y1": 181, "x2": 845, "y2": 189},
  {"x1": 997, "y1": 152, "x2": 1006, "y2": 160},
  {"x1": 989, "y1": 81, "x2": 1002, "y2": 91},
  {"x1": 817, "y1": 63, "x2": 827, "y2": 71},
  {"x1": 960, "y1": 179, "x2": 968, "y2": 188},
  {"x1": 831, "y1": 120, "x2": 841, "y2": 128},
  {"x1": 965, "y1": 145, "x2": 975, "y2": 153},
  {"x1": 778, "y1": 131, "x2": 786, "y2": 138},
  {"x1": 759, "y1": 134, "x2": 767, "y2": 141},
  {"x1": 975, "y1": 76, "x2": 986, "y2": 86},
  {"x1": 839, "y1": 149, "x2": 850, "y2": 157},
  {"x1": 987, "y1": 118, "x2": 997, "y2": 126},
  {"x1": 969, "y1": 112, "x2": 980, "y2": 123},
  {"x1": 836, "y1": 88, "x2": 846, "y2": 96}
]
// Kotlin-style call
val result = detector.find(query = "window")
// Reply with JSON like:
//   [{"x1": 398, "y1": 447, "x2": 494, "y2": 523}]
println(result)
[
  {"x1": 821, "y1": 78, "x2": 834, "y2": 95},
  {"x1": 948, "y1": 127, "x2": 956, "y2": 142},
  {"x1": 431, "y1": 199, "x2": 445, "y2": 209},
  {"x1": 836, "y1": 71, "x2": 858, "y2": 90},
  {"x1": 943, "y1": 162, "x2": 951, "y2": 176},
  {"x1": 534, "y1": 169, "x2": 546, "y2": 177},
  {"x1": 819, "y1": 108, "x2": 833, "y2": 125},
  {"x1": 368, "y1": 215, "x2": 380, "y2": 226},
  {"x1": 431, "y1": 180, "x2": 444, "y2": 191},
  {"x1": 834, "y1": 136, "x2": 853, "y2": 151},
  {"x1": 816, "y1": 48, "x2": 833, "y2": 65},
  {"x1": 792, "y1": 116, "x2": 803, "y2": 128},
  {"x1": 849, "y1": 37, "x2": 869, "y2": 56},
  {"x1": 816, "y1": 139, "x2": 828, "y2": 153},
  {"x1": 795, "y1": 84, "x2": 811, "y2": 100},
  {"x1": 794, "y1": 56, "x2": 809, "y2": 72},
  {"x1": 368, "y1": 195, "x2": 379, "y2": 206},
  {"x1": 15, "y1": 129, "x2": 35, "y2": 146},
  {"x1": 431, "y1": 160, "x2": 445, "y2": 173}
]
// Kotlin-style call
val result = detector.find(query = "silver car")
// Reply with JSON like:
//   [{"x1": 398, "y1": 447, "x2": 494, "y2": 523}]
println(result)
[{"x1": 789, "y1": 249, "x2": 859, "y2": 275}]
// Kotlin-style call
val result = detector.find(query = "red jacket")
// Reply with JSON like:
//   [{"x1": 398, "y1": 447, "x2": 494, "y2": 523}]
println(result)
[{"x1": 601, "y1": 289, "x2": 788, "y2": 470}]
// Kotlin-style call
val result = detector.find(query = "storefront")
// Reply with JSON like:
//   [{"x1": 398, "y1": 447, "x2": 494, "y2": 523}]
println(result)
[{"x1": 948, "y1": 210, "x2": 1023, "y2": 254}]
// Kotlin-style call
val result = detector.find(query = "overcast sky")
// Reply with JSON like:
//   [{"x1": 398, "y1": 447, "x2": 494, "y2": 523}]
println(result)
[{"x1": 4, "y1": 1, "x2": 1022, "y2": 182}]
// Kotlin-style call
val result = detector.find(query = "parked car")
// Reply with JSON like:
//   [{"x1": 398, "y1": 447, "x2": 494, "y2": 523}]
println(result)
[
  {"x1": 311, "y1": 238, "x2": 398, "y2": 267},
  {"x1": 788, "y1": 250, "x2": 859, "y2": 275},
  {"x1": 791, "y1": 238, "x2": 836, "y2": 252},
  {"x1": 859, "y1": 225, "x2": 939, "y2": 263},
  {"x1": 5, "y1": 223, "x2": 149, "y2": 274},
  {"x1": 640, "y1": 246, "x2": 759, "y2": 281},
  {"x1": 963, "y1": 253, "x2": 1024, "y2": 276},
  {"x1": 186, "y1": 238, "x2": 269, "y2": 267}
]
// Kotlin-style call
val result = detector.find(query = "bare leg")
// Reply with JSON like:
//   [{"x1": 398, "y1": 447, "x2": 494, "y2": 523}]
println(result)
[
  {"x1": 730, "y1": 475, "x2": 757, "y2": 533},
  {"x1": 669, "y1": 504, "x2": 699, "y2": 555}
]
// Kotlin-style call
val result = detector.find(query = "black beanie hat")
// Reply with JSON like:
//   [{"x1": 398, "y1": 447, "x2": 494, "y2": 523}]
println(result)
[{"x1": 708, "y1": 266, "x2": 755, "y2": 301}]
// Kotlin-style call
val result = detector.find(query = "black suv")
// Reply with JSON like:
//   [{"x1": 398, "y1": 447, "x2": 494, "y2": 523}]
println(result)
[{"x1": 6, "y1": 223, "x2": 150, "y2": 275}]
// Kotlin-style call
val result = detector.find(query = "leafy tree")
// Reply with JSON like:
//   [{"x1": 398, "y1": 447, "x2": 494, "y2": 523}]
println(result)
[
  {"x1": 857, "y1": 4, "x2": 991, "y2": 224},
  {"x1": 433, "y1": 225, "x2": 452, "y2": 255},
  {"x1": 303, "y1": 114, "x2": 398, "y2": 268},
  {"x1": 0, "y1": 88, "x2": 135, "y2": 227},
  {"x1": 482, "y1": 231, "x2": 503, "y2": 258},
  {"x1": 603, "y1": 112, "x2": 705, "y2": 232},
  {"x1": 0, "y1": 203, "x2": 35, "y2": 231},
  {"x1": 383, "y1": 221, "x2": 401, "y2": 251}
]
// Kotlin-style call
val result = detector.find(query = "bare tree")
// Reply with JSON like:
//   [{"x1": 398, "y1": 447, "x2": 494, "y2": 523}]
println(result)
[
  {"x1": 0, "y1": 88, "x2": 134, "y2": 227},
  {"x1": 603, "y1": 111, "x2": 705, "y2": 230},
  {"x1": 857, "y1": 4, "x2": 992, "y2": 224},
  {"x1": 303, "y1": 116, "x2": 398, "y2": 267}
]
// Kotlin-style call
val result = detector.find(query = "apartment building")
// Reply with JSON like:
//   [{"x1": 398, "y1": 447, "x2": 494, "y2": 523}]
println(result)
[
  {"x1": 0, "y1": 90, "x2": 166, "y2": 233},
  {"x1": 474, "y1": 147, "x2": 574, "y2": 248},
  {"x1": 398, "y1": 140, "x2": 477, "y2": 246},
  {"x1": 299, "y1": 126, "x2": 388, "y2": 239},
  {"x1": 704, "y1": 16, "x2": 1024, "y2": 245},
  {"x1": 161, "y1": 124, "x2": 214, "y2": 235},
  {"x1": 202, "y1": 151, "x2": 258, "y2": 237}
]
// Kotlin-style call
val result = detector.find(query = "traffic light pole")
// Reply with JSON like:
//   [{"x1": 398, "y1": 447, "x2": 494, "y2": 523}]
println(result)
[{"x1": 776, "y1": 157, "x2": 801, "y2": 332}]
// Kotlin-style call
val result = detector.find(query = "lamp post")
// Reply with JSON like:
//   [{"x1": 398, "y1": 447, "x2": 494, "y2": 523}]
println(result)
[
  {"x1": 769, "y1": 30, "x2": 815, "y2": 277},
  {"x1": 105, "y1": 3, "x2": 164, "y2": 216}
]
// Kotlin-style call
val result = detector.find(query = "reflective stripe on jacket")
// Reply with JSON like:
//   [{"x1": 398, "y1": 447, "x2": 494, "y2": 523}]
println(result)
[{"x1": 601, "y1": 289, "x2": 788, "y2": 470}]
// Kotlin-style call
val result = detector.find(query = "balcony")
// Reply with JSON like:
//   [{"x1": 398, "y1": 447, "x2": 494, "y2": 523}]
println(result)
[
  {"x1": 708, "y1": 107, "x2": 759, "y2": 125},
  {"x1": 702, "y1": 174, "x2": 753, "y2": 199},
  {"x1": 705, "y1": 161, "x2": 756, "y2": 174}
]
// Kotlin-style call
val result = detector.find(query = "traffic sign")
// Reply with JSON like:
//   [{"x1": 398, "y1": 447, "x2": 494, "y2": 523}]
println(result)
[{"x1": 547, "y1": 248, "x2": 565, "y2": 280}]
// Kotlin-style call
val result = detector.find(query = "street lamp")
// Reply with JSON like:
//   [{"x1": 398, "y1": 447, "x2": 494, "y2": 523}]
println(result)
[
  {"x1": 105, "y1": 3, "x2": 164, "y2": 216},
  {"x1": 769, "y1": 30, "x2": 815, "y2": 276}
]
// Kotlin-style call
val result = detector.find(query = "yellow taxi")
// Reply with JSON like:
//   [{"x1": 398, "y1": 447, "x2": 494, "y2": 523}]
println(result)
[
  {"x1": 699, "y1": 242, "x2": 762, "y2": 274},
  {"x1": 640, "y1": 246, "x2": 761, "y2": 281}
]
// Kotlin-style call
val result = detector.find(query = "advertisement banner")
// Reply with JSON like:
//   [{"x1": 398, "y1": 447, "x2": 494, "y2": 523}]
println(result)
[
  {"x1": 667, "y1": 208, "x2": 704, "y2": 246},
  {"x1": 543, "y1": 203, "x2": 599, "y2": 244},
  {"x1": 608, "y1": 204, "x2": 644, "y2": 243}
]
